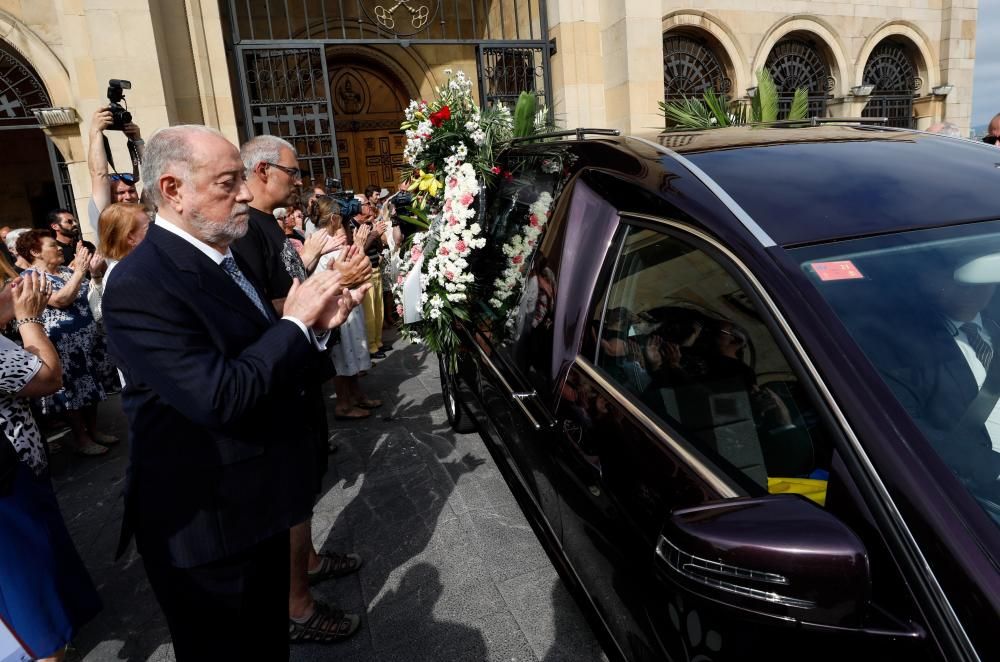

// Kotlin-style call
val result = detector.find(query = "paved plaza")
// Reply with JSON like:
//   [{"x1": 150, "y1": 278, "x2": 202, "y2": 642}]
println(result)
[{"x1": 51, "y1": 335, "x2": 607, "y2": 662}]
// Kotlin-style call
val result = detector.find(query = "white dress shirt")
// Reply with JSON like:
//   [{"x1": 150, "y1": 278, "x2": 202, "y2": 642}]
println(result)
[
  {"x1": 155, "y1": 215, "x2": 328, "y2": 349},
  {"x1": 948, "y1": 314, "x2": 1000, "y2": 452}
]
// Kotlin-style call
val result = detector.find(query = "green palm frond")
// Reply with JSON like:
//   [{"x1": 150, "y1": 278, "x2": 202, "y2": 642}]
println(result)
[
  {"x1": 788, "y1": 88, "x2": 810, "y2": 121},
  {"x1": 658, "y1": 98, "x2": 715, "y2": 130},
  {"x1": 702, "y1": 88, "x2": 732, "y2": 128},
  {"x1": 755, "y1": 68, "x2": 778, "y2": 123}
]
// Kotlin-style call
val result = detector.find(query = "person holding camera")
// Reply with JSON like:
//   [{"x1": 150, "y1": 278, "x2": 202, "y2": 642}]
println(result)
[{"x1": 86, "y1": 106, "x2": 143, "y2": 239}]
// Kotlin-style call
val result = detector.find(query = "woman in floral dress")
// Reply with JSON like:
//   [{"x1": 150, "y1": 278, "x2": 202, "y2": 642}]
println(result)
[{"x1": 15, "y1": 230, "x2": 115, "y2": 456}]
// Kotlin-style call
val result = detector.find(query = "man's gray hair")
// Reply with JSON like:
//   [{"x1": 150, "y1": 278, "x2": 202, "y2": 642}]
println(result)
[
  {"x1": 241, "y1": 135, "x2": 297, "y2": 176},
  {"x1": 141, "y1": 125, "x2": 228, "y2": 206}
]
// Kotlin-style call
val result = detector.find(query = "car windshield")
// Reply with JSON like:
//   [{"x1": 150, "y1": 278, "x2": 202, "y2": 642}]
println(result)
[{"x1": 794, "y1": 220, "x2": 1000, "y2": 529}]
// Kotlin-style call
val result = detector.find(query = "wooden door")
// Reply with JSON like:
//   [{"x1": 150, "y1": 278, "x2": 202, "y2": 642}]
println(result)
[{"x1": 329, "y1": 62, "x2": 407, "y2": 194}]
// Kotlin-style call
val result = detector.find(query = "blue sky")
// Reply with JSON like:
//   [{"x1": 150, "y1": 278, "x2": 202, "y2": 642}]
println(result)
[{"x1": 972, "y1": 0, "x2": 1000, "y2": 128}]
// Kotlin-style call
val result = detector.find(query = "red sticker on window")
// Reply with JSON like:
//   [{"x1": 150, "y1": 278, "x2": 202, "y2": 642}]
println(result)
[{"x1": 811, "y1": 260, "x2": 864, "y2": 281}]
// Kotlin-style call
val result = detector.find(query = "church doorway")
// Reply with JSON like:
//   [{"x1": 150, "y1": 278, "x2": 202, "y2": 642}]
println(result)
[
  {"x1": 0, "y1": 41, "x2": 73, "y2": 229},
  {"x1": 327, "y1": 58, "x2": 408, "y2": 194}
]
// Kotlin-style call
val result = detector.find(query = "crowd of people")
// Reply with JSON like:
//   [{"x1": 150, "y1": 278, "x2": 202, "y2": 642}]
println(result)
[{"x1": 0, "y1": 108, "x2": 413, "y2": 661}]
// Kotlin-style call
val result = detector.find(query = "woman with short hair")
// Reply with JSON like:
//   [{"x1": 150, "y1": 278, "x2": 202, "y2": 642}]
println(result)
[{"x1": 15, "y1": 230, "x2": 115, "y2": 456}]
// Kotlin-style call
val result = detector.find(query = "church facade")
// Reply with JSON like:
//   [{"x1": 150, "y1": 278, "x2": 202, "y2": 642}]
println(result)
[{"x1": 0, "y1": 0, "x2": 978, "y2": 230}]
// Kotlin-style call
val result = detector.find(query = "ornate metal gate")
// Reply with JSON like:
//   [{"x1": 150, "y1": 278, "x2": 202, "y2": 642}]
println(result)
[
  {"x1": 862, "y1": 42, "x2": 919, "y2": 129},
  {"x1": 235, "y1": 46, "x2": 340, "y2": 184},
  {"x1": 226, "y1": 1, "x2": 552, "y2": 187},
  {"x1": 662, "y1": 34, "x2": 732, "y2": 101},
  {"x1": 765, "y1": 39, "x2": 834, "y2": 119}
]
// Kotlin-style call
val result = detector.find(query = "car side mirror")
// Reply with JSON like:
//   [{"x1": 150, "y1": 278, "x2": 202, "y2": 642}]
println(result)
[{"x1": 657, "y1": 494, "x2": 870, "y2": 628}]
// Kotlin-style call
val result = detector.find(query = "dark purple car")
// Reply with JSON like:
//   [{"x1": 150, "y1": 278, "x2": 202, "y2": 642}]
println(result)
[{"x1": 441, "y1": 125, "x2": 1000, "y2": 662}]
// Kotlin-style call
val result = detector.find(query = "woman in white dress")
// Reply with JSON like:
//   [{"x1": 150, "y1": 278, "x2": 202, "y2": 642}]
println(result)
[{"x1": 312, "y1": 197, "x2": 381, "y2": 420}]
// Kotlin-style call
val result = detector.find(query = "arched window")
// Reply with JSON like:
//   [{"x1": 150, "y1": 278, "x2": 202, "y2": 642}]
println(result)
[
  {"x1": 862, "y1": 41, "x2": 920, "y2": 128},
  {"x1": 0, "y1": 42, "x2": 51, "y2": 129},
  {"x1": 765, "y1": 38, "x2": 833, "y2": 119},
  {"x1": 663, "y1": 34, "x2": 731, "y2": 101}
]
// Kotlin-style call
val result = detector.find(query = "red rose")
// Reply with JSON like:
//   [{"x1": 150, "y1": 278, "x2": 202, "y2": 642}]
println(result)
[{"x1": 430, "y1": 105, "x2": 451, "y2": 127}]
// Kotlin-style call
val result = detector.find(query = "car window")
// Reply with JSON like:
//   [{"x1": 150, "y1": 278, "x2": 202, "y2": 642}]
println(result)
[
  {"x1": 794, "y1": 220, "x2": 1000, "y2": 529},
  {"x1": 593, "y1": 224, "x2": 833, "y2": 502}
]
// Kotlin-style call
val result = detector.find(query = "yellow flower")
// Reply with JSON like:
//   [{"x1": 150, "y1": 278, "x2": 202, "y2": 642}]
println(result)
[{"x1": 408, "y1": 170, "x2": 442, "y2": 197}]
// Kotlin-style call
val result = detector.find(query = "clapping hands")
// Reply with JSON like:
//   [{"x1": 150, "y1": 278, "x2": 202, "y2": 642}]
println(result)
[
  {"x1": 12, "y1": 271, "x2": 52, "y2": 320},
  {"x1": 71, "y1": 243, "x2": 92, "y2": 273}
]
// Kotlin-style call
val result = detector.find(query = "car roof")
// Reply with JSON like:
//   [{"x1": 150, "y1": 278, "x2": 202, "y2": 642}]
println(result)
[{"x1": 625, "y1": 126, "x2": 1000, "y2": 247}]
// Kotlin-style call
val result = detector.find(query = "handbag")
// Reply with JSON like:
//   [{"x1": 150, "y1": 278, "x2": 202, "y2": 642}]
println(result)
[{"x1": 88, "y1": 277, "x2": 104, "y2": 324}]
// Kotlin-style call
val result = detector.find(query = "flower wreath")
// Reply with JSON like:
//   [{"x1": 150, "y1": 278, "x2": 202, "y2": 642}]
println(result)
[{"x1": 393, "y1": 70, "x2": 523, "y2": 355}]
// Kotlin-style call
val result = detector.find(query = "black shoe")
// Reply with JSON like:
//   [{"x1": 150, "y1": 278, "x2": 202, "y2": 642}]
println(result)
[
  {"x1": 379, "y1": 344, "x2": 393, "y2": 352},
  {"x1": 370, "y1": 351, "x2": 386, "y2": 360}
]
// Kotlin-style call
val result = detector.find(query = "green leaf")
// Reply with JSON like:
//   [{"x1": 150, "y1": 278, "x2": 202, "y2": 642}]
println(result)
[
  {"x1": 703, "y1": 88, "x2": 731, "y2": 128},
  {"x1": 755, "y1": 68, "x2": 778, "y2": 123},
  {"x1": 513, "y1": 92, "x2": 537, "y2": 138},
  {"x1": 660, "y1": 96, "x2": 715, "y2": 130},
  {"x1": 789, "y1": 87, "x2": 810, "y2": 121}
]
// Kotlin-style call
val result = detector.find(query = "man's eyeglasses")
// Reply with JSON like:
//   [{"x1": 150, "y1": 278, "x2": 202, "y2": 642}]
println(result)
[
  {"x1": 265, "y1": 162, "x2": 302, "y2": 179},
  {"x1": 110, "y1": 173, "x2": 137, "y2": 185}
]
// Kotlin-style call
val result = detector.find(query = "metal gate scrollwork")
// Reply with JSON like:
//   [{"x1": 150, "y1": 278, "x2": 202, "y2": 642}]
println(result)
[
  {"x1": 362, "y1": 0, "x2": 439, "y2": 37},
  {"x1": 238, "y1": 46, "x2": 340, "y2": 184},
  {"x1": 478, "y1": 46, "x2": 549, "y2": 110},
  {"x1": 862, "y1": 42, "x2": 919, "y2": 128},
  {"x1": 662, "y1": 34, "x2": 732, "y2": 100},
  {"x1": 765, "y1": 39, "x2": 832, "y2": 119}
]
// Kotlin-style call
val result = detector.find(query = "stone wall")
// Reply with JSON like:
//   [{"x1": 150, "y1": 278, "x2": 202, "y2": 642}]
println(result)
[{"x1": 0, "y1": 0, "x2": 980, "y2": 232}]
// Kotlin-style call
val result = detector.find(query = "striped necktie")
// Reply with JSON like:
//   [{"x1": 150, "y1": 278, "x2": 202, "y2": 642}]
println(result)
[
  {"x1": 220, "y1": 256, "x2": 270, "y2": 320},
  {"x1": 960, "y1": 322, "x2": 993, "y2": 371}
]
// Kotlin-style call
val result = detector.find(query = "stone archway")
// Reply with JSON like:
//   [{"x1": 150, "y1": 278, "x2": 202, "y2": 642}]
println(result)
[
  {"x1": 327, "y1": 51, "x2": 410, "y2": 193},
  {"x1": 0, "y1": 38, "x2": 69, "y2": 229}
]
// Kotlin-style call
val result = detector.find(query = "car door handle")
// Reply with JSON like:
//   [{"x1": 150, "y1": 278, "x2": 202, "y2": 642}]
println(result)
[{"x1": 467, "y1": 336, "x2": 554, "y2": 431}]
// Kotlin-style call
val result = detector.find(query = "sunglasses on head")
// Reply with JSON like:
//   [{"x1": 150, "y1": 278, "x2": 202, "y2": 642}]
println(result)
[{"x1": 110, "y1": 173, "x2": 137, "y2": 185}]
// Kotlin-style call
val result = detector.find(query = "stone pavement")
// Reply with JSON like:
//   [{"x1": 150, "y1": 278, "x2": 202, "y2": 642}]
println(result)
[{"x1": 52, "y1": 335, "x2": 607, "y2": 662}]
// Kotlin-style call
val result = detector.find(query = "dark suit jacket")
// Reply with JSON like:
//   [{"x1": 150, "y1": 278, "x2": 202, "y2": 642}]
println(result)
[
  {"x1": 103, "y1": 224, "x2": 317, "y2": 568},
  {"x1": 875, "y1": 315, "x2": 1000, "y2": 491}
]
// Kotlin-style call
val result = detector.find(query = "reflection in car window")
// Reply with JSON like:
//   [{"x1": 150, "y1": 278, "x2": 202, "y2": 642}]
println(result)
[
  {"x1": 796, "y1": 221, "x2": 1000, "y2": 528},
  {"x1": 594, "y1": 226, "x2": 833, "y2": 503}
]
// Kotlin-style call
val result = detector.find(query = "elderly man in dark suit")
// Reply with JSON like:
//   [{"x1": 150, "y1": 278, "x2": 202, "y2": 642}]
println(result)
[
  {"x1": 876, "y1": 258, "x2": 1000, "y2": 495},
  {"x1": 102, "y1": 125, "x2": 370, "y2": 660}
]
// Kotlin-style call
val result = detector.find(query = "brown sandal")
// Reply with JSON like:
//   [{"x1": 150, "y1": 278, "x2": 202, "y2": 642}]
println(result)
[
  {"x1": 308, "y1": 552, "x2": 363, "y2": 585},
  {"x1": 289, "y1": 601, "x2": 360, "y2": 644},
  {"x1": 356, "y1": 398, "x2": 382, "y2": 410},
  {"x1": 334, "y1": 408, "x2": 371, "y2": 421}
]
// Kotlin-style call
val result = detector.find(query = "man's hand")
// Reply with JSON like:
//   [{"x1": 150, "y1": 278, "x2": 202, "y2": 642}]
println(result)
[
  {"x1": 353, "y1": 223, "x2": 371, "y2": 248},
  {"x1": 331, "y1": 244, "x2": 372, "y2": 288},
  {"x1": 283, "y1": 272, "x2": 371, "y2": 330},
  {"x1": 123, "y1": 122, "x2": 142, "y2": 141},
  {"x1": 91, "y1": 107, "x2": 113, "y2": 135},
  {"x1": 314, "y1": 284, "x2": 372, "y2": 330}
]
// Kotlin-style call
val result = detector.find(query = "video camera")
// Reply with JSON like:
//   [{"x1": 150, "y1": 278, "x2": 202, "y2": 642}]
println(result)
[
  {"x1": 106, "y1": 79, "x2": 133, "y2": 131},
  {"x1": 324, "y1": 178, "x2": 361, "y2": 218}
]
